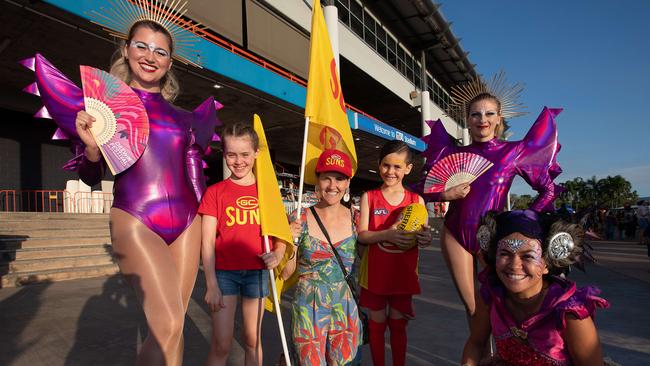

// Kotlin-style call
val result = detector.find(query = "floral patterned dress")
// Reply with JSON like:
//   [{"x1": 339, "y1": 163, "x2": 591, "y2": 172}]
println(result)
[{"x1": 291, "y1": 210, "x2": 362, "y2": 365}]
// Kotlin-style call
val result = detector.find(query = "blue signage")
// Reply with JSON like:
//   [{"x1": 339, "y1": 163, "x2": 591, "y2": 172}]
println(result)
[
  {"x1": 347, "y1": 111, "x2": 426, "y2": 152},
  {"x1": 45, "y1": 0, "x2": 426, "y2": 152}
]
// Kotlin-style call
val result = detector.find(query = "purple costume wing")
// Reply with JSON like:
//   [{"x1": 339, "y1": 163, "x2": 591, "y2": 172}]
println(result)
[
  {"x1": 415, "y1": 119, "x2": 459, "y2": 202},
  {"x1": 186, "y1": 97, "x2": 223, "y2": 201},
  {"x1": 514, "y1": 107, "x2": 564, "y2": 212},
  {"x1": 192, "y1": 97, "x2": 223, "y2": 151},
  {"x1": 21, "y1": 53, "x2": 105, "y2": 184},
  {"x1": 21, "y1": 53, "x2": 83, "y2": 140}
]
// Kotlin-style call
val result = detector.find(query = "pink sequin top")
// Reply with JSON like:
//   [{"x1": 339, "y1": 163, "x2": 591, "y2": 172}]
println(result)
[{"x1": 479, "y1": 271, "x2": 609, "y2": 365}]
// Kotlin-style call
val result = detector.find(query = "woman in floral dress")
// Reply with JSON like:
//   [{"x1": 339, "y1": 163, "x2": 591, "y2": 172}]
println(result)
[{"x1": 283, "y1": 149, "x2": 362, "y2": 365}]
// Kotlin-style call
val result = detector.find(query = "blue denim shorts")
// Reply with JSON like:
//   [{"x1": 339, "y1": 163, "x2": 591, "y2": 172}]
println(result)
[{"x1": 216, "y1": 269, "x2": 269, "y2": 298}]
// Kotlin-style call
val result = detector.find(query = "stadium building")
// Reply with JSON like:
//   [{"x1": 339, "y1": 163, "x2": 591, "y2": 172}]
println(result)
[{"x1": 0, "y1": 0, "x2": 476, "y2": 210}]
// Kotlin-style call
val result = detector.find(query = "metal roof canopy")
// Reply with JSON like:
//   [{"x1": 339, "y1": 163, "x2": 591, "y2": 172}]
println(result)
[
  {"x1": 362, "y1": 0, "x2": 477, "y2": 90},
  {"x1": 0, "y1": 0, "x2": 424, "y2": 186}
]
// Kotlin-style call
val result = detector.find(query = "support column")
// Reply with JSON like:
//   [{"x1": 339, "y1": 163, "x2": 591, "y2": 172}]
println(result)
[
  {"x1": 324, "y1": 4, "x2": 340, "y2": 76},
  {"x1": 421, "y1": 91, "x2": 431, "y2": 136},
  {"x1": 420, "y1": 52, "x2": 430, "y2": 136}
]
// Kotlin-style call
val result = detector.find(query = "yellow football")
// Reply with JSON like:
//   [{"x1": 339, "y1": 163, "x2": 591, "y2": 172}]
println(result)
[
  {"x1": 396, "y1": 203, "x2": 428, "y2": 232},
  {"x1": 378, "y1": 203, "x2": 429, "y2": 253}
]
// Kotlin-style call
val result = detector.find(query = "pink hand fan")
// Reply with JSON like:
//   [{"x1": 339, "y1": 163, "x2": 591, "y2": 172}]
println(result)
[
  {"x1": 80, "y1": 66, "x2": 149, "y2": 175},
  {"x1": 424, "y1": 152, "x2": 493, "y2": 193}
]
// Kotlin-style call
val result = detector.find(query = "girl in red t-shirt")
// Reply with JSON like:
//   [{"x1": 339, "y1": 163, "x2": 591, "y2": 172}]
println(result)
[
  {"x1": 198, "y1": 123, "x2": 286, "y2": 366},
  {"x1": 357, "y1": 141, "x2": 433, "y2": 366}
]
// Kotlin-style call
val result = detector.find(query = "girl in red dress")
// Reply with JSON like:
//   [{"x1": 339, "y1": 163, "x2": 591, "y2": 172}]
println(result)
[{"x1": 357, "y1": 141, "x2": 432, "y2": 366}]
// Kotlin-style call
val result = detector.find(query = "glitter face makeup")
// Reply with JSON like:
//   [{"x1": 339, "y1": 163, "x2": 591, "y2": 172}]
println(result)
[
  {"x1": 495, "y1": 233, "x2": 548, "y2": 299},
  {"x1": 498, "y1": 238, "x2": 526, "y2": 253},
  {"x1": 497, "y1": 238, "x2": 543, "y2": 264},
  {"x1": 468, "y1": 109, "x2": 499, "y2": 120}
]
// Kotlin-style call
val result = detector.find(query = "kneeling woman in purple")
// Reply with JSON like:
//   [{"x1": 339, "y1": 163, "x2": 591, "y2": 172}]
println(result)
[
  {"x1": 416, "y1": 76, "x2": 563, "y2": 318},
  {"x1": 22, "y1": 2, "x2": 220, "y2": 364},
  {"x1": 462, "y1": 210, "x2": 608, "y2": 365}
]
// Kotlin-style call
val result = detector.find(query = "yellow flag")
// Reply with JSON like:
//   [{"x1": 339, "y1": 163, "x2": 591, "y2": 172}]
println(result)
[
  {"x1": 304, "y1": 1, "x2": 357, "y2": 185},
  {"x1": 252, "y1": 114, "x2": 296, "y2": 312}
]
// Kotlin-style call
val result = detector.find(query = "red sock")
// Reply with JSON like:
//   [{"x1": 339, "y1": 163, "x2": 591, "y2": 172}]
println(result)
[
  {"x1": 388, "y1": 318, "x2": 408, "y2": 366},
  {"x1": 368, "y1": 319, "x2": 387, "y2": 366}
]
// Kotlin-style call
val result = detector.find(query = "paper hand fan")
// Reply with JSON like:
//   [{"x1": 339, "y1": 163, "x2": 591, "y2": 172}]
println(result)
[
  {"x1": 423, "y1": 152, "x2": 493, "y2": 193},
  {"x1": 80, "y1": 65, "x2": 149, "y2": 175}
]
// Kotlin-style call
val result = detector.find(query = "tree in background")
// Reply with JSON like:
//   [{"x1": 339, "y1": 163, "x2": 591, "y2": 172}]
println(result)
[
  {"x1": 556, "y1": 175, "x2": 638, "y2": 210},
  {"x1": 511, "y1": 194, "x2": 533, "y2": 210}
]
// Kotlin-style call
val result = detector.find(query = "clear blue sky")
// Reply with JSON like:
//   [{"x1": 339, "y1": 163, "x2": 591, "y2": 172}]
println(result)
[{"x1": 440, "y1": 0, "x2": 650, "y2": 197}]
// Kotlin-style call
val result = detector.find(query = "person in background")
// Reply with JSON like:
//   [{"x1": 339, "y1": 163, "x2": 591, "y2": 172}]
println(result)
[{"x1": 636, "y1": 200, "x2": 649, "y2": 245}]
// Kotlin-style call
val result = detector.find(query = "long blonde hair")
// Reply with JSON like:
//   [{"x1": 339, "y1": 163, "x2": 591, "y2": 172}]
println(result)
[{"x1": 109, "y1": 20, "x2": 180, "y2": 101}]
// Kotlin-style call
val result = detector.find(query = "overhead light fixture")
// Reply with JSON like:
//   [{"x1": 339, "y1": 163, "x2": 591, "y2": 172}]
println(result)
[
  {"x1": 213, "y1": 83, "x2": 223, "y2": 89},
  {"x1": 375, "y1": 145, "x2": 380, "y2": 149},
  {"x1": 354, "y1": 137, "x2": 360, "y2": 141},
  {"x1": 369, "y1": 169, "x2": 377, "y2": 173}
]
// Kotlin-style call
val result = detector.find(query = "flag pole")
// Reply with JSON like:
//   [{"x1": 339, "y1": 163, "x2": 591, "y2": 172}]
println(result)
[
  {"x1": 295, "y1": 115, "x2": 310, "y2": 219},
  {"x1": 264, "y1": 235, "x2": 291, "y2": 366}
]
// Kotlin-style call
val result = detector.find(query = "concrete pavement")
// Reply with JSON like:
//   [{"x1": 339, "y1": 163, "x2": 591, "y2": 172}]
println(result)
[{"x1": 1, "y1": 239, "x2": 648, "y2": 365}]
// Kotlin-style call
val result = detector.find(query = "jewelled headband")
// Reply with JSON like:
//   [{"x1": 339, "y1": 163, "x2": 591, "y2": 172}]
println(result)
[
  {"x1": 450, "y1": 71, "x2": 527, "y2": 122},
  {"x1": 476, "y1": 209, "x2": 576, "y2": 262},
  {"x1": 89, "y1": 0, "x2": 203, "y2": 67},
  {"x1": 477, "y1": 225, "x2": 491, "y2": 251}
]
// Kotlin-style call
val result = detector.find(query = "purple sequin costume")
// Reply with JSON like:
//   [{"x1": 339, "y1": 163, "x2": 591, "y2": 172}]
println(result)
[
  {"x1": 22, "y1": 54, "x2": 221, "y2": 244},
  {"x1": 416, "y1": 108, "x2": 563, "y2": 253},
  {"x1": 479, "y1": 270, "x2": 609, "y2": 365}
]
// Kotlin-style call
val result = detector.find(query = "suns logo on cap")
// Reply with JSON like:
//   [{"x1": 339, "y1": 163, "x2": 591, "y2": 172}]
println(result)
[{"x1": 326, "y1": 154, "x2": 345, "y2": 168}]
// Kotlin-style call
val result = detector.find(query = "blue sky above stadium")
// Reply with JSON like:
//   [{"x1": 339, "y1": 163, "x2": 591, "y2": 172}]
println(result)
[{"x1": 440, "y1": 0, "x2": 650, "y2": 197}]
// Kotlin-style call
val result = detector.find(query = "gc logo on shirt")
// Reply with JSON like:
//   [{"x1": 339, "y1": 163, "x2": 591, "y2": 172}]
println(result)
[{"x1": 225, "y1": 196, "x2": 260, "y2": 226}]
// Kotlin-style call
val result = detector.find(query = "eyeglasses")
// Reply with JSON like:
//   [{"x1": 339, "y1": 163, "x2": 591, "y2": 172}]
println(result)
[{"x1": 129, "y1": 41, "x2": 171, "y2": 59}]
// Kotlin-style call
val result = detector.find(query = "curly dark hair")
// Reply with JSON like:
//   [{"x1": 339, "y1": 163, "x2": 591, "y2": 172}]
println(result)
[{"x1": 479, "y1": 210, "x2": 585, "y2": 275}]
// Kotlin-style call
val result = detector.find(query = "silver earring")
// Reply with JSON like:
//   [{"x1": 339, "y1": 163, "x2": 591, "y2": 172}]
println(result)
[
  {"x1": 548, "y1": 232, "x2": 574, "y2": 261},
  {"x1": 343, "y1": 188, "x2": 350, "y2": 203},
  {"x1": 477, "y1": 225, "x2": 491, "y2": 251}
]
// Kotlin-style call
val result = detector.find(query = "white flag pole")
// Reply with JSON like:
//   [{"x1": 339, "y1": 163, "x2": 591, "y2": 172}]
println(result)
[
  {"x1": 264, "y1": 235, "x2": 291, "y2": 366},
  {"x1": 295, "y1": 115, "x2": 310, "y2": 219}
]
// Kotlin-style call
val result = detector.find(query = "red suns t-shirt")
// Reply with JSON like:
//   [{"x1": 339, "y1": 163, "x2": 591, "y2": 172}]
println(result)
[
  {"x1": 198, "y1": 179, "x2": 265, "y2": 270},
  {"x1": 363, "y1": 188, "x2": 421, "y2": 295}
]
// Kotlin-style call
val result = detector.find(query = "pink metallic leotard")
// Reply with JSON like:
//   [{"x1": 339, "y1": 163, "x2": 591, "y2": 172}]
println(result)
[
  {"x1": 416, "y1": 108, "x2": 563, "y2": 253},
  {"x1": 23, "y1": 53, "x2": 221, "y2": 244}
]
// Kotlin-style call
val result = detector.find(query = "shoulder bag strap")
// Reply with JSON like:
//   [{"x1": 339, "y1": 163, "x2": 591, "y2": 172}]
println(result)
[{"x1": 309, "y1": 206, "x2": 360, "y2": 304}]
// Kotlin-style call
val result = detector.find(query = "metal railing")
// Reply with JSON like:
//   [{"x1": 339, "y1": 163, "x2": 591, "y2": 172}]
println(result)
[{"x1": 0, "y1": 190, "x2": 113, "y2": 213}]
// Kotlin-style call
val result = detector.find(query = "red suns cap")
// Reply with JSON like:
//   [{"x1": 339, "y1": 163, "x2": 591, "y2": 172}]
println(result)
[{"x1": 315, "y1": 149, "x2": 353, "y2": 178}]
